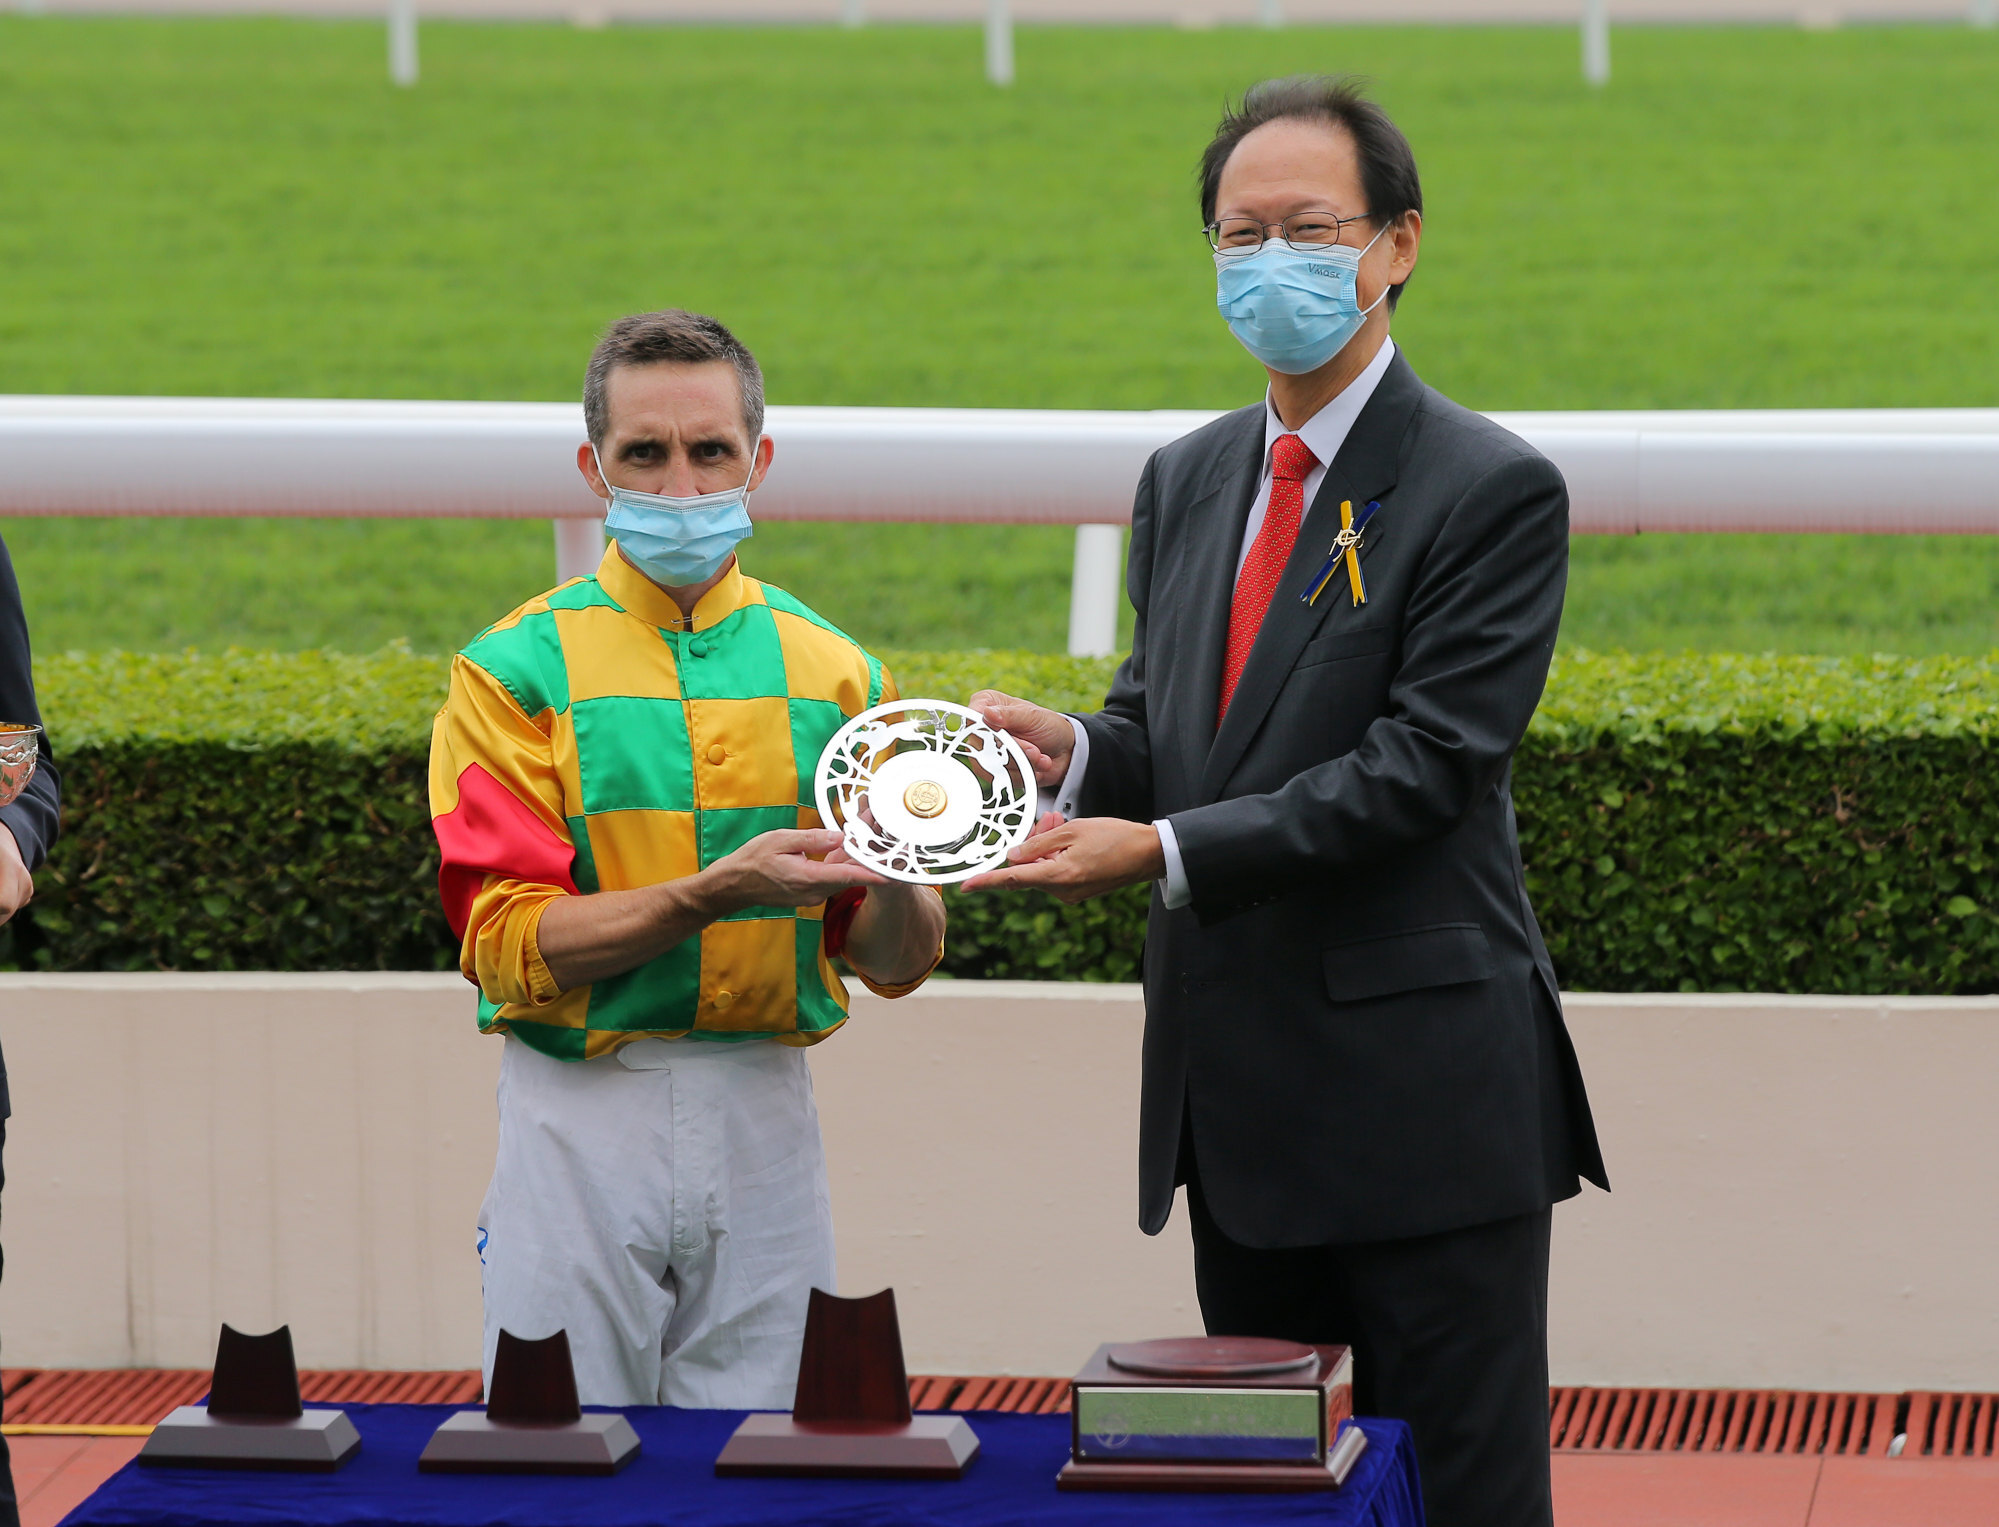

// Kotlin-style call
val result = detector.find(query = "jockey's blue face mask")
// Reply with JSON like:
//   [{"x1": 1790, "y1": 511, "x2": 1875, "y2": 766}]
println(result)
[{"x1": 592, "y1": 438, "x2": 759, "y2": 589}]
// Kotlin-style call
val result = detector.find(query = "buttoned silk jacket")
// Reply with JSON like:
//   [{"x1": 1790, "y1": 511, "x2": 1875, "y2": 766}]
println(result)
[
  {"x1": 1078, "y1": 350, "x2": 1608, "y2": 1249},
  {"x1": 429, "y1": 546, "x2": 932, "y2": 1061}
]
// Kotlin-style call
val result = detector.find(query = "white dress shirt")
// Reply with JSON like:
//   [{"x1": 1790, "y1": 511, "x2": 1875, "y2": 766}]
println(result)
[{"x1": 1048, "y1": 337, "x2": 1398, "y2": 909}]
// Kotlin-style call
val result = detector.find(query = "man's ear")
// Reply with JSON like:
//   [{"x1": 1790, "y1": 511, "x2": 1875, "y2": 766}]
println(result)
[
  {"x1": 748, "y1": 434, "x2": 775, "y2": 493},
  {"x1": 577, "y1": 441, "x2": 610, "y2": 499},
  {"x1": 1389, "y1": 210, "x2": 1422, "y2": 286}
]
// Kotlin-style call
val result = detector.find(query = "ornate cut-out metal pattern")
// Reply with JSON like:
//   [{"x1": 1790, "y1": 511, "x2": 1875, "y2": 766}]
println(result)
[{"x1": 816, "y1": 700, "x2": 1036, "y2": 885}]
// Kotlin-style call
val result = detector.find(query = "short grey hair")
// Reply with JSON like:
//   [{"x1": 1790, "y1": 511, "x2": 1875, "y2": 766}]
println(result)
[{"x1": 582, "y1": 309, "x2": 766, "y2": 446}]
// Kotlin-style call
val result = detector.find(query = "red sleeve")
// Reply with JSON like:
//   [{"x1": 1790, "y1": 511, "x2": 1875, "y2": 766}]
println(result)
[
  {"x1": 822, "y1": 887, "x2": 868, "y2": 959},
  {"x1": 433, "y1": 761, "x2": 579, "y2": 939}
]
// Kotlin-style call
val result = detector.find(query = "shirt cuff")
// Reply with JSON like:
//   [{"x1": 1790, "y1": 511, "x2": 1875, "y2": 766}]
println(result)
[
  {"x1": 853, "y1": 914, "x2": 947, "y2": 1001},
  {"x1": 521, "y1": 895, "x2": 566, "y2": 1007},
  {"x1": 1045, "y1": 717, "x2": 1091, "y2": 820},
  {"x1": 1050, "y1": 718, "x2": 1185, "y2": 908},
  {"x1": 0, "y1": 803, "x2": 43, "y2": 873},
  {"x1": 1155, "y1": 819, "x2": 1191, "y2": 910}
]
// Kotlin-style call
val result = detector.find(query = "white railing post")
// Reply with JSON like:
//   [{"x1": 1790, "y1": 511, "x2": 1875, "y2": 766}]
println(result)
[
  {"x1": 840, "y1": 0, "x2": 865, "y2": 26},
  {"x1": 1582, "y1": 0, "x2": 1610, "y2": 87},
  {"x1": 1258, "y1": 0, "x2": 1284, "y2": 27},
  {"x1": 1068, "y1": 524, "x2": 1122, "y2": 659},
  {"x1": 554, "y1": 516, "x2": 605, "y2": 585},
  {"x1": 388, "y1": 0, "x2": 419, "y2": 87},
  {"x1": 986, "y1": 0, "x2": 1014, "y2": 88},
  {"x1": 1973, "y1": 0, "x2": 1997, "y2": 29}
]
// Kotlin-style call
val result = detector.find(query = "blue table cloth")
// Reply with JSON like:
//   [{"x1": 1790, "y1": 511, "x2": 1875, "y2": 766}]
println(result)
[{"x1": 62, "y1": 1405, "x2": 1424, "y2": 1527}]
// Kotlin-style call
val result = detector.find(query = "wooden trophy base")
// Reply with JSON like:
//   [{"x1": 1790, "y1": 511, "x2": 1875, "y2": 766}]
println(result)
[
  {"x1": 1058, "y1": 1422, "x2": 1369, "y2": 1493},
  {"x1": 418, "y1": 1412, "x2": 641, "y2": 1475},
  {"x1": 138, "y1": 1406, "x2": 360, "y2": 1472},
  {"x1": 715, "y1": 1414, "x2": 980, "y2": 1480}
]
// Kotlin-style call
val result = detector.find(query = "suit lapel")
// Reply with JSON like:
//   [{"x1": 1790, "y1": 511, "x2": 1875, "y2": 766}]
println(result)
[
  {"x1": 1171, "y1": 407, "x2": 1265, "y2": 785},
  {"x1": 1199, "y1": 352, "x2": 1423, "y2": 803}
]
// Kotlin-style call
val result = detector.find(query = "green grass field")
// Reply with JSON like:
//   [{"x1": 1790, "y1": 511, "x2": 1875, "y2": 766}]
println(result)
[{"x1": 1, "y1": 17, "x2": 1995, "y2": 656}]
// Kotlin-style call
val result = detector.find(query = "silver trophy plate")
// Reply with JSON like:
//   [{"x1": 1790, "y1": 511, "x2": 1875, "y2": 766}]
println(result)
[{"x1": 815, "y1": 700, "x2": 1037, "y2": 884}]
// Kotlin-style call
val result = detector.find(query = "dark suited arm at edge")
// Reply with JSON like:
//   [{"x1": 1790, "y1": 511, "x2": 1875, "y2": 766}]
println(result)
[
  {"x1": 0, "y1": 533, "x2": 58, "y2": 873},
  {"x1": 1072, "y1": 453, "x2": 1157, "y2": 822},
  {"x1": 1168, "y1": 451, "x2": 1567, "y2": 927}
]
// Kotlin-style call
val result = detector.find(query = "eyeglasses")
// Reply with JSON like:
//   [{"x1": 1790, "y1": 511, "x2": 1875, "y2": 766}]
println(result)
[{"x1": 1205, "y1": 210, "x2": 1380, "y2": 258}]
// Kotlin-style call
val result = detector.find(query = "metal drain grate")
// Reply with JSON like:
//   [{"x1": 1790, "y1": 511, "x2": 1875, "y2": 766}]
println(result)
[
  {"x1": 1904, "y1": 1392, "x2": 1999, "y2": 1459},
  {"x1": 0, "y1": 1368, "x2": 485, "y2": 1427},
  {"x1": 299, "y1": 1370, "x2": 485, "y2": 1406},
  {"x1": 0, "y1": 1369, "x2": 1065, "y2": 1428},
  {"x1": 1551, "y1": 1388, "x2": 1901, "y2": 1455},
  {"x1": 1549, "y1": 1388, "x2": 1999, "y2": 1459},
  {"x1": 10, "y1": 1371, "x2": 1996, "y2": 1454},
  {"x1": 3, "y1": 1367, "x2": 211, "y2": 1428},
  {"x1": 909, "y1": 1374, "x2": 1070, "y2": 1415}
]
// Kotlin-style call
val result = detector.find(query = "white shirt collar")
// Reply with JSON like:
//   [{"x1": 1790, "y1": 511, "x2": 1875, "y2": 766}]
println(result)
[{"x1": 1261, "y1": 335, "x2": 1397, "y2": 472}]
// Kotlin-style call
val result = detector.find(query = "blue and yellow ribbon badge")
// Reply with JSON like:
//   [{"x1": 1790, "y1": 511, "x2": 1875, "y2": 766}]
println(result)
[{"x1": 1303, "y1": 500, "x2": 1381, "y2": 607}]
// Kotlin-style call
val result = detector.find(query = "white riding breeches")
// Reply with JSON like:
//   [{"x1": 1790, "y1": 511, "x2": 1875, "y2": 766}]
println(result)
[{"x1": 477, "y1": 1034, "x2": 836, "y2": 1409}]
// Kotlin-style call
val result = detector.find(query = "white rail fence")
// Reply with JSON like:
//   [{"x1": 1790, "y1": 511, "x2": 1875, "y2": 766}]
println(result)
[
  {"x1": 3, "y1": 396, "x2": 1998, "y2": 656},
  {"x1": 369, "y1": 0, "x2": 1999, "y2": 94},
  {"x1": 16, "y1": 3, "x2": 1993, "y2": 91}
]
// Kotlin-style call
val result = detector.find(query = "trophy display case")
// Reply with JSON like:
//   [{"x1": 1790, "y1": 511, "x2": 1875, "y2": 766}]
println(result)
[{"x1": 1057, "y1": 1337, "x2": 1366, "y2": 1492}]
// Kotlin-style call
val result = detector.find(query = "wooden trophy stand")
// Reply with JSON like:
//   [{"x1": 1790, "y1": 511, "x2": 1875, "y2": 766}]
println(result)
[
  {"x1": 715, "y1": 1288, "x2": 979, "y2": 1480},
  {"x1": 419, "y1": 1329, "x2": 640, "y2": 1475},
  {"x1": 139, "y1": 1324, "x2": 360, "y2": 1471},
  {"x1": 1058, "y1": 1336, "x2": 1367, "y2": 1493}
]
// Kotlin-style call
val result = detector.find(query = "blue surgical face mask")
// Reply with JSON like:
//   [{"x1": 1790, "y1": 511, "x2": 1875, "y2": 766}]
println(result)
[
  {"x1": 1215, "y1": 223, "x2": 1390, "y2": 376},
  {"x1": 593, "y1": 439, "x2": 759, "y2": 588}
]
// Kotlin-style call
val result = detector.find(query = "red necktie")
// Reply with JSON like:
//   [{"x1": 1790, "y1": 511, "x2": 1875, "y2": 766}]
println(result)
[{"x1": 1219, "y1": 432, "x2": 1318, "y2": 720}]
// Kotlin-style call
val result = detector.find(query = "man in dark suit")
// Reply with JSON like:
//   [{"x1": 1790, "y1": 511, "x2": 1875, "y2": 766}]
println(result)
[
  {"x1": 968, "y1": 76, "x2": 1605, "y2": 1527},
  {"x1": 0, "y1": 528, "x2": 60, "y2": 1527}
]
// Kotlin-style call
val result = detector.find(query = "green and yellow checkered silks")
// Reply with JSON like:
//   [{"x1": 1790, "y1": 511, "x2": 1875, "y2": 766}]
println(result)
[{"x1": 428, "y1": 547, "x2": 895, "y2": 1061}]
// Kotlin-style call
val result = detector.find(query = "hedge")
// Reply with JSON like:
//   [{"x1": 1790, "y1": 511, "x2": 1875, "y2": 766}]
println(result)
[{"x1": 3, "y1": 645, "x2": 1995, "y2": 994}]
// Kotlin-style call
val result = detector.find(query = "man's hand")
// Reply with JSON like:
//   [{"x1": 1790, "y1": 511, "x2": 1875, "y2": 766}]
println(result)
[
  {"x1": 963, "y1": 813, "x2": 1164, "y2": 905},
  {"x1": 704, "y1": 828, "x2": 884, "y2": 915},
  {"x1": 969, "y1": 690, "x2": 1074, "y2": 789},
  {"x1": 0, "y1": 824, "x2": 31, "y2": 926}
]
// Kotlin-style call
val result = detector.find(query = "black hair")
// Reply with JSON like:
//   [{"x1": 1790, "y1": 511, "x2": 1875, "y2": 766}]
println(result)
[{"x1": 1198, "y1": 76, "x2": 1424, "y2": 308}]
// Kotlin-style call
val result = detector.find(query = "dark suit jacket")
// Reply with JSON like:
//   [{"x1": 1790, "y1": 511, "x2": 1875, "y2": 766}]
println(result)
[
  {"x1": 1076, "y1": 350, "x2": 1606, "y2": 1249},
  {"x1": 0, "y1": 531, "x2": 60, "y2": 1121}
]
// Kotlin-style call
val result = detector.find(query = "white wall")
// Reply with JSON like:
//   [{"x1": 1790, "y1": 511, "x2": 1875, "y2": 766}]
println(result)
[
  {"x1": 0, "y1": 974, "x2": 494, "y2": 1372},
  {"x1": 1552, "y1": 992, "x2": 1999, "y2": 1392},
  {"x1": 0, "y1": 975, "x2": 1995, "y2": 1389},
  {"x1": 809, "y1": 980, "x2": 1198, "y2": 1375}
]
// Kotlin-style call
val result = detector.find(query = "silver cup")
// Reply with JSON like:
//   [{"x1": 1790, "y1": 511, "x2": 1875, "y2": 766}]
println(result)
[{"x1": 0, "y1": 724, "x2": 40, "y2": 810}]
